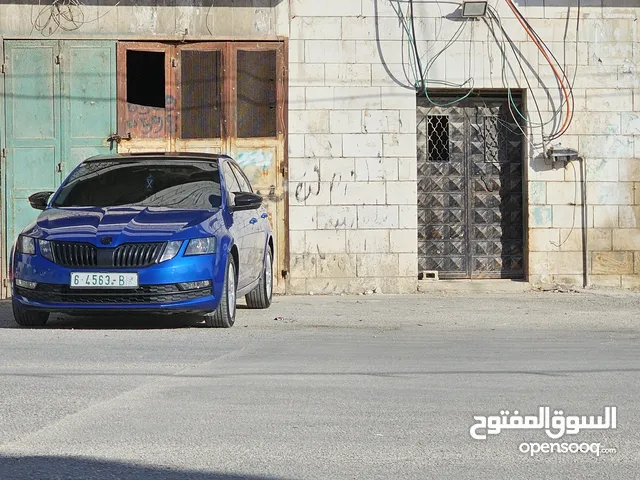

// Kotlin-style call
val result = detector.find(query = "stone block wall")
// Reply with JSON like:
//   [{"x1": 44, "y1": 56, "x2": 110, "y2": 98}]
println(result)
[
  {"x1": 287, "y1": 0, "x2": 419, "y2": 294},
  {"x1": 287, "y1": 0, "x2": 640, "y2": 292},
  {"x1": 0, "y1": 1, "x2": 285, "y2": 38}
]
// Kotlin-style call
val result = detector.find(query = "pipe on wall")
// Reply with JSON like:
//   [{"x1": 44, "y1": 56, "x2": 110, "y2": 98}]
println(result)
[{"x1": 579, "y1": 157, "x2": 589, "y2": 289}]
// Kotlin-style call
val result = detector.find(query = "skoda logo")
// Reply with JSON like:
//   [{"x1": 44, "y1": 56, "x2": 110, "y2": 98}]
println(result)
[{"x1": 100, "y1": 236, "x2": 113, "y2": 245}]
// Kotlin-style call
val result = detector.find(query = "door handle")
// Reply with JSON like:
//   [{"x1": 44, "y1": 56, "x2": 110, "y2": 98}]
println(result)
[
  {"x1": 107, "y1": 132, "x2": 132, "y2": 144},
  {"x1": 249, "y1": 218, "x2": 258, "y2": 224},
  {"x1": 261, "y1": 213, "x2": 268, "y2": 219}
]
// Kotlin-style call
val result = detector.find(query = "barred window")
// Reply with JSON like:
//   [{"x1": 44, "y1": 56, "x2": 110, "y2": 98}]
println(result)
[{"x1": 427, "y1": 115, "x2": 450, "y2": 162}]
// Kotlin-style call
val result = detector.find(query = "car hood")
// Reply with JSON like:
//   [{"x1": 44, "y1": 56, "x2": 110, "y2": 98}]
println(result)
[{"x1": 24, "y1": 206, "x2": 219, "y2": 244}]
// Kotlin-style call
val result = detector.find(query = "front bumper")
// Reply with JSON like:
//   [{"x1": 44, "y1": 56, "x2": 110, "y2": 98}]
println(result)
[{"x1": 12, "y1": 250, "x2": 225, "y2": 314}]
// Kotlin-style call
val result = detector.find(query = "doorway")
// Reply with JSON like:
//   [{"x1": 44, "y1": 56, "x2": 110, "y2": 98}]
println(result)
[
  {"x1": 416, "y1": 93, "x2": 525, "y2": 279},
  {"x1": 3, "y1": 40, "x2": 117, "y2": 267},
  {"x1": 116, "y1": 41, "x2": 288, "y2": 292}
]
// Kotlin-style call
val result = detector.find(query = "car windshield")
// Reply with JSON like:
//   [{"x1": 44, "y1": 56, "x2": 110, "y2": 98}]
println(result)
[{"x1": 52, "y1": 159, "x2": 222, "y2": 209}]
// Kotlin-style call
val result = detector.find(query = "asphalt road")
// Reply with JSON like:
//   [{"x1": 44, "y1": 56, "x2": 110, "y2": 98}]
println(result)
[{"x1": 0, "y1": 290, "x2": 639, "y2": 479}]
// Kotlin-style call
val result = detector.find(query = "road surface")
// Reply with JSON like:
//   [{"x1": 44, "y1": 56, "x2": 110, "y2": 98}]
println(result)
[{"x1": 0, "y1": 290, "x2": 638, "y2": 479}]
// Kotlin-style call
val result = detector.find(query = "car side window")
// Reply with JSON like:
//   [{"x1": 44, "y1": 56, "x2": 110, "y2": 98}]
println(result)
[
  {"x1": 221, "y1": 163, "x2": 241, "y2": 205},
  {"x1": 230, "y1": 164, "x2": 253, "y2": 193}
]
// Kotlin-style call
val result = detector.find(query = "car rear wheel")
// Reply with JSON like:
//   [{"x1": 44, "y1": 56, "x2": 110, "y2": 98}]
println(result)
[
  {"x1": 204, "y1": 255, "x2": 236, "y2": 328},
  {"x1": 12, "y1": 298, "x2": 49, "y2": 327},
  {"x1": 246, "y1": 248, "x2": 273, "y2": 309}
]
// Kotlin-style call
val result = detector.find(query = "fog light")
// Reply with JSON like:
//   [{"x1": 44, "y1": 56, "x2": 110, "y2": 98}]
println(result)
[
  {"x1": 16, "y1": 279, "x2": 37, "y2": 289},
  {"x1": 178, "y1": 280, "x2": 212, "y2": 290}
]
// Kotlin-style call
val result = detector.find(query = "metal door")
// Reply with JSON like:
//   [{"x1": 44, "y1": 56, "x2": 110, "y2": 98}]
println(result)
[
  {"x1": 174, "y1": 42, "x2": 227, "y2": 155},
  {"x1": 417, "y1": 95, "x2": 524, "y2": 279},
  {"x1": 60, "y1": 41, "x2": 117, "y2": 176},
  {"x1": 115, "y1": 41, "x2": 288, "y2": 294},
  {"x1": 116, "y1": 42, "x2": 173, "y2": 153},
  {"x1": 3, "y1": 40, "x2": 116, "y2": 264},
  {"x1": 4, "y1": 41, "x2": 60, "y2": 260},
  {"x1": 228, "y1": 43, "x2": 286, "y2": 294}
]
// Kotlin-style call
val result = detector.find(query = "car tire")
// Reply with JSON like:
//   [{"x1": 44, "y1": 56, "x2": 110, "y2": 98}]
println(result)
[
  {"x1": 204, "y1": 255, "x2": 236, "y2": 328},
  {"x1": 246, "y1": 247, "x2": 273, "y2": 309},
  {"x1": 12, "y1": 298, "x2": 49, "y2": 327}
]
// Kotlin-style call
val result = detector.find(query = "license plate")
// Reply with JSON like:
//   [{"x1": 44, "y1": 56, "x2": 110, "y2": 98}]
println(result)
[{"x1": 70, "y1": 272, "x2": 139, "y2": 289}]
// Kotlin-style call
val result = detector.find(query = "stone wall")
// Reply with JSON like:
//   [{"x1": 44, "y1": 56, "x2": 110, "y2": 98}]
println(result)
[
  {"x1": 287, "y1": 0, "x2": 640, "y2": 292},
  {"x1": 0, "y1": 0, "x2": 286, "y2": 38},
  {"x1": 287, "y1": 0, "x2": 419, "y2": 294}
]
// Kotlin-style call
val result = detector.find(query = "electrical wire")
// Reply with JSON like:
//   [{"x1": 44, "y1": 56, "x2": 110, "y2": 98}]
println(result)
[
  {"x1": 504, "y1": 0, "x2": 578, "y2": 141},
  {"x1": 391, "y1": 0, "x2": 476, "y2": 107},
  {"x1": 484, "y1": 5, "x2": 545, "y2": 148},
  {"x1": 505, "y1": 0, "x2": 572, "y2": 138},
  {"x1": 31, "y1": 0, "x2": 119, "y2": 36}
]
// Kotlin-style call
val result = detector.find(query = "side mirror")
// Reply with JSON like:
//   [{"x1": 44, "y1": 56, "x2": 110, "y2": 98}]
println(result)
[
  {"x1": 28, "y1": 191, "x2": 54, "y2": 211},
  {"x1": 231, "y1": 192, "x2": 262, "y2": 211}
]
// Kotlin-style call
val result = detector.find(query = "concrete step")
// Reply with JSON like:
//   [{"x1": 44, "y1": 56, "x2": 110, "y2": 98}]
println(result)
[{"x1": 418, "y1": 279, "x2": 532, "y2": 294}]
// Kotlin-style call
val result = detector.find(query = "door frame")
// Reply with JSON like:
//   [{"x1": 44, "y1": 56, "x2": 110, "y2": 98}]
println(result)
[
  {"x1": 1, "y1": 39, "x2": 6, "y2": 298},
  {"x1": 418, "y1": 89, "x2": 528, "y2": 280}
]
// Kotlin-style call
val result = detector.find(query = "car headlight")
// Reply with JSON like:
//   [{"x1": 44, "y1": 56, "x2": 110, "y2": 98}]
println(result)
[
  {"x1": 38, "y1": 239, "x2": 54, "y2": 261},
  {"x1": 159, "y1": 240, "x2": 183, "y2": 263},
  {"x1": 185, "y1": 237, "x2": 216, "y2": 256},
  {"x1": 16, "y1": 236, "x2": 36, "y2": 255}
]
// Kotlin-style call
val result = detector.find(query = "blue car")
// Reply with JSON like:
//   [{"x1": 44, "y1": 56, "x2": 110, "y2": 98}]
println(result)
[{"x1": 10, "y1": 152, "x2": 274, "y2": 328}]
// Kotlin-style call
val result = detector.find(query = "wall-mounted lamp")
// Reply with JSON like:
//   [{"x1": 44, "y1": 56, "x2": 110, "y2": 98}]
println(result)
[{"x1": 461, "y1": 1, "x2": 488, "y2": 17}]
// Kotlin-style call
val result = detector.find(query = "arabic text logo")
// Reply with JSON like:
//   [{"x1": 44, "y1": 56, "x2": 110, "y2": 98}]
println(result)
[{"x1": 469, "y1": 406, "x2": 617, "y2": 441}]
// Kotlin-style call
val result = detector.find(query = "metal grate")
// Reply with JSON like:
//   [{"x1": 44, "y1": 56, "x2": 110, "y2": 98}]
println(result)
[
  {"x1": 427, "y1": 115, "x2": 450, "y2": 162},
  {"x1": 181, "y1": 49, "x2": 222, "y2": 139},
  {"x1": 416, "y1": 96, "x2": 524, "y2": 279},
  {"x1": 50, "y1": 242, "x2": 166, "y2": 268},
  {"x1": 237, "y1": 50, "x2": 277, "y2": 138}
]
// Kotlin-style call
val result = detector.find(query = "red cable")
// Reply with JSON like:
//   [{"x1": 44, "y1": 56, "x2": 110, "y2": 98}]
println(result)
[{"x1": 505, "y1": 0, "x2": 572, "y2": 137}]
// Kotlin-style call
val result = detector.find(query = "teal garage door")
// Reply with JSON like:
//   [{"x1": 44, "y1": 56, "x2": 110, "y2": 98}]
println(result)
[{"x1": 3, "y1": 40, "x2": 116, "y2": 262}]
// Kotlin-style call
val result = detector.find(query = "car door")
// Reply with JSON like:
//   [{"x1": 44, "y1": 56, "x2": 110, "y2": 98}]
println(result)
[
  {"x1": 230, "y1": 162, "x2": 264, "y2": 283},
  {"x1": 221, "y1": 162, "x2": 252, "y2": 290}
]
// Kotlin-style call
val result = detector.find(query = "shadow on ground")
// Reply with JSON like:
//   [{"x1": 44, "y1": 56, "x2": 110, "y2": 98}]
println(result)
[
  {"x1": 0, "y1": 455, "x2": 286, "y2": 480},
  {"x1": 0, "y1": 300, "x2": 203, "y2": 330}
]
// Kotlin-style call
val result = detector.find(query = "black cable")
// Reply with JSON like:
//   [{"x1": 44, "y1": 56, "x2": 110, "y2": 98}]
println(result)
[
  {"x1": 486, "y1": 6, "x2": 546, "y2": 146},
  {"x1": 507, "y1": 2, "x2": 576, "y2": 140},
  {"x1": 408, "y1": 0, "x2": 426, "y2": 91}
]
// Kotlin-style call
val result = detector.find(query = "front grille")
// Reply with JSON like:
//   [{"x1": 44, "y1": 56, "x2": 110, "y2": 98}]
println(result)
[
  {"x1": 16, "y1": 283, "x2": 209, "y2": 304},
  {"x1": 52, "y1": 242, "x2": 97, "y2": 267},
  {"x1": 51, "y1": 242, "x2": 166, "y2": 268},
  {"x1": 113, "y1": 243, "x2": 165, "y2": 268}
]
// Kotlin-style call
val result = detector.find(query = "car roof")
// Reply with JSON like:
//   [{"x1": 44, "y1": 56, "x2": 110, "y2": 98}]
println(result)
[{"x1": 83, "y1": 152, "x2": 233, "y2": 163}]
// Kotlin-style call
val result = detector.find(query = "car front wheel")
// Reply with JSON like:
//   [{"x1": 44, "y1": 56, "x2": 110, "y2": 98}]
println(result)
[
  {"x1": 246, "y1": 247, "x2": 273, "y2": 309},
  {"x1": 12, "y1": 298, "x2": 49, "y2": 327},
  {"x1": 204, "y1": 255, "x2": 237, "y2": 328}
]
